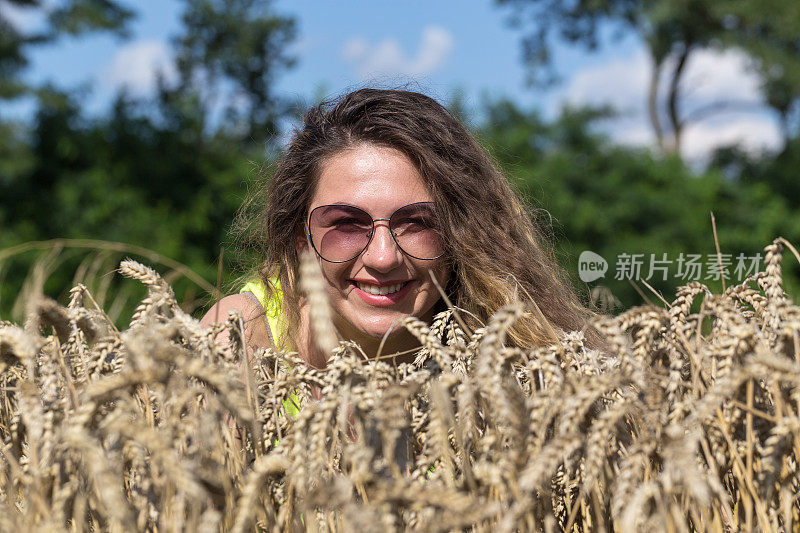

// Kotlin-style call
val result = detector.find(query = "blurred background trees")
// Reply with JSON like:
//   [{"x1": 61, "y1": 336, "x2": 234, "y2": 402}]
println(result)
[
  {"x1": 0, "y1": 0, "x2": 296, "y2": 321},
  {"x1": 495, "y1": 0, "x2": 800, "y2": 305},
  {"x1": 496, "y1": 0, "x2": 800, "y2": 153},
  {"x1": 1, "y1": 0, "x2": 799, "y2": 323}
]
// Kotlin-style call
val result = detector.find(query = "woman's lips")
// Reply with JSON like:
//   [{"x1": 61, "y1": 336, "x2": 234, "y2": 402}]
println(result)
[{"x1": 351, "y1": 280, "x2": 413, "y2": 306}]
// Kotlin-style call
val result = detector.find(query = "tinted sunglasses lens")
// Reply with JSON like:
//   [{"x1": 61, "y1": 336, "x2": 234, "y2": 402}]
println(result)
[
  {"x1": 389, "y1": 203, "x2": 443, "y2": 260},
  {"x1": 308, "y1": 205, "x2": 372, "y2": 262}
]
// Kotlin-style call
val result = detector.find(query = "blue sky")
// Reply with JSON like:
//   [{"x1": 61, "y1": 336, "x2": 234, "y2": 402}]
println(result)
[{"x1": 2, "y1": 0, "x2": 783, "y2": 161}]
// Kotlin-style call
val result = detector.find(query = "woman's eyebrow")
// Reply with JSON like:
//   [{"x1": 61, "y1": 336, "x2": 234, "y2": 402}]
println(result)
[
  {"x1": 312, "y1": 202, "x2": 362, "y2": 210},
  {"x1": 313, "y1": 202, "x2": 436, "y2": 217}
]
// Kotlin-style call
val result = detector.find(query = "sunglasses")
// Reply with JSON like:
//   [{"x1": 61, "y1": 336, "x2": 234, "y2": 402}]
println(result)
[{"x1": 306, "y1": 202, "x2": 445, "y2": 263}]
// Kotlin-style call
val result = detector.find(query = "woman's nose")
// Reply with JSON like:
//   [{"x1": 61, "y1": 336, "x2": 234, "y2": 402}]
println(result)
[{"x1": 361, "y1": 223, "x2": 404, "y2": 271}]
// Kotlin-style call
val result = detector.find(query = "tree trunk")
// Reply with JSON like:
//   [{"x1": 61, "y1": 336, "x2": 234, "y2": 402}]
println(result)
[
  {"x1": 647, "y1": 54, "x2": 665, "y2": 153},
  {"x1": 667, "y1": 44, "x2": 691, "y2": 156}
]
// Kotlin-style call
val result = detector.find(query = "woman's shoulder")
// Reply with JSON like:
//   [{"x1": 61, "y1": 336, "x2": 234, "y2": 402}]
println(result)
[
  {"x1": 199, "y1": 293, "x2": 262, "y2": 327},
  {"x1": 200, "y1": 292, "x2": 274, "y2": 354}
]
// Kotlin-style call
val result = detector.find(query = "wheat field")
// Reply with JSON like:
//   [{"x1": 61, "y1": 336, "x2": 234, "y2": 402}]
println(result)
[{"x1": 1, "y1": 238, "x2": 799, "y2": 531}]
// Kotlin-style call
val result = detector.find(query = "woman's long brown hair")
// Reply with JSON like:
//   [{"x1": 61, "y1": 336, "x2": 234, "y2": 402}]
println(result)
[{"x1": 237, "y1": 88, "x2": 598, "y2": 350}]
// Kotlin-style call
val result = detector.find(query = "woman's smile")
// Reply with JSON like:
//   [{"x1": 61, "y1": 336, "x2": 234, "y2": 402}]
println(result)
[{"x1": 350, "y1": 279, "x2": 415, "y2": 305}]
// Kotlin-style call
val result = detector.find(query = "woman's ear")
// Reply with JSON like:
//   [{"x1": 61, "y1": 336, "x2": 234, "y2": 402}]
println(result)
[{"x1": 296, "y1": 231, "x2": 309, "y2": 255}]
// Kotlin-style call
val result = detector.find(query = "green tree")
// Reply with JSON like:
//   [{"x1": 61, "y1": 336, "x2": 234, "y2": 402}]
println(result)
[
  {"x1": 0, "y1": 0, "x2": 298, "y2": 322},
  {"x1": 497, "y1": 0, "x2": 800, "y2": 155},
  {"x1": 0, "y1": 0, "x2": 133, "y2": 101},
  {"x1": 721, "y1": 1, "x2": 800, "y2": 142},
  {"x1": 478, "y1": 98, "x2": 800, "y2": 306},
  {"x1": 167, "y1": 0, "x2": 296, "y2": 146}
]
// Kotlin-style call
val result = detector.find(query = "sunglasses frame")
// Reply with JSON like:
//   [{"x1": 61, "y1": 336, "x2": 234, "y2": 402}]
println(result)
[{"x1": 305, "y1": 201, "x2": 445, "y2": 263}]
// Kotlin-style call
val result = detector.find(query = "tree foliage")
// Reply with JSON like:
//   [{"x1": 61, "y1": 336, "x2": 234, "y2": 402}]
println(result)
[
  {"x1": 1, "y1": 0, "x2": 799, "y2": 322},
  {"x1": 497, "y1": 0, "x2": 800, "y2": 154},
  {"x1": 477, "y1": 98, "x2": 800, "y2": 307},
  {"x1": 169, "y1": 0, "x2": 296, "y2": 145},
  {"x1": 0, "y1": 0, "x2": 296, "y2": 321},
  {"x1": 0, "y1": 0, "x2": 134, "y2": 100}
]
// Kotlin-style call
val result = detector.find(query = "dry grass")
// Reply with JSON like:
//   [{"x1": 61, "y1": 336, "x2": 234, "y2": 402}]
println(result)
[
  {"x1": 0, "y1": 238, "x2": 217, "y2": 324},
  {"x1": 1, "y1": 238, "x2": 800, "y2": 531}
]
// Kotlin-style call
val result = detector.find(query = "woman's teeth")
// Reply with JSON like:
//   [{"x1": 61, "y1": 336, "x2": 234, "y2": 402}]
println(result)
[{"x1": 357, "y1": 282, "x2": 406, "y2": 295}]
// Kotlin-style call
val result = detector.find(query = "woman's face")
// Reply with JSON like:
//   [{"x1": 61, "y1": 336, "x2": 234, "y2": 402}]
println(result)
[{"x1": 301, "y1": 143, "x2": 450, "y2": 342}]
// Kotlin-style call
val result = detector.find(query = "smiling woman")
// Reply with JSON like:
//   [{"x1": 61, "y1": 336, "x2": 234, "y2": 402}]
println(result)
[
  {"x1": 201, "y1": 88, "x2": 598, "y2": 369},
  {"x1": 302, "y1": 144, "x2": 450, "y2": 353}
]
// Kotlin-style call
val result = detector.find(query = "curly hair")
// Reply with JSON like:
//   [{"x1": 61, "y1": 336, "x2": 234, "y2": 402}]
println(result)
[{"x1": 238, "y1": 88, "x2": 597, "y2": 349}]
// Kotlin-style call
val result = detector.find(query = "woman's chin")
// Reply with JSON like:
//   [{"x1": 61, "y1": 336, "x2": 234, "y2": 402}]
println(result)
[
  {"x1": 343, "y1": 315, "x2": 409, "y2": 342},
  {"x1": 333, "y1": 311, "x2": 412, "y2": 346},
  {"x1": 360, "y1": 322, "x2": 404, "y2": 340}
]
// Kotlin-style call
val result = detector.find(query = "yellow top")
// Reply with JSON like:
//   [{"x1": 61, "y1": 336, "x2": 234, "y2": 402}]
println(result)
[
  {"x1": 240, "y1": 278, "x2": 285, "y2": 350},
  {"x1": 239, "y1": 278, "x2": 300, "y2": 418}
]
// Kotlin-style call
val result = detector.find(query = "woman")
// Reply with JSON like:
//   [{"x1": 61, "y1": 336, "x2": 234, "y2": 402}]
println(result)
[{"x1": 201, "y1": 88, "x2": 595, "y2": 368}]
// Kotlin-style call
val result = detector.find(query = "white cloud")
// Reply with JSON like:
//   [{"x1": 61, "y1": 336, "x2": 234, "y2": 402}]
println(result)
[
  {"x1": 561, "y1": 46, "x2": 781, "y2": 161},
  {"x1": 682, "y1": 114, "x2": 782, "y2": 162},
  {"x1": 341, "y1": 26, "x2": 454, "y2": 79},
  {"x1": 101, "y1": 39, "x2": 176, "y2": 95},
  {"x1": 0, "y1": 0, "x2": 48, "y2": 33},
  {"x1": 611, "y1": 120, "x2": 655, "y2": 147},
  {"x1": 562, "y1": 48, "x2": 651, "y2": 116},
  {"x1": 680, "y1": 48, "x2": 761, "y2": 105}
]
